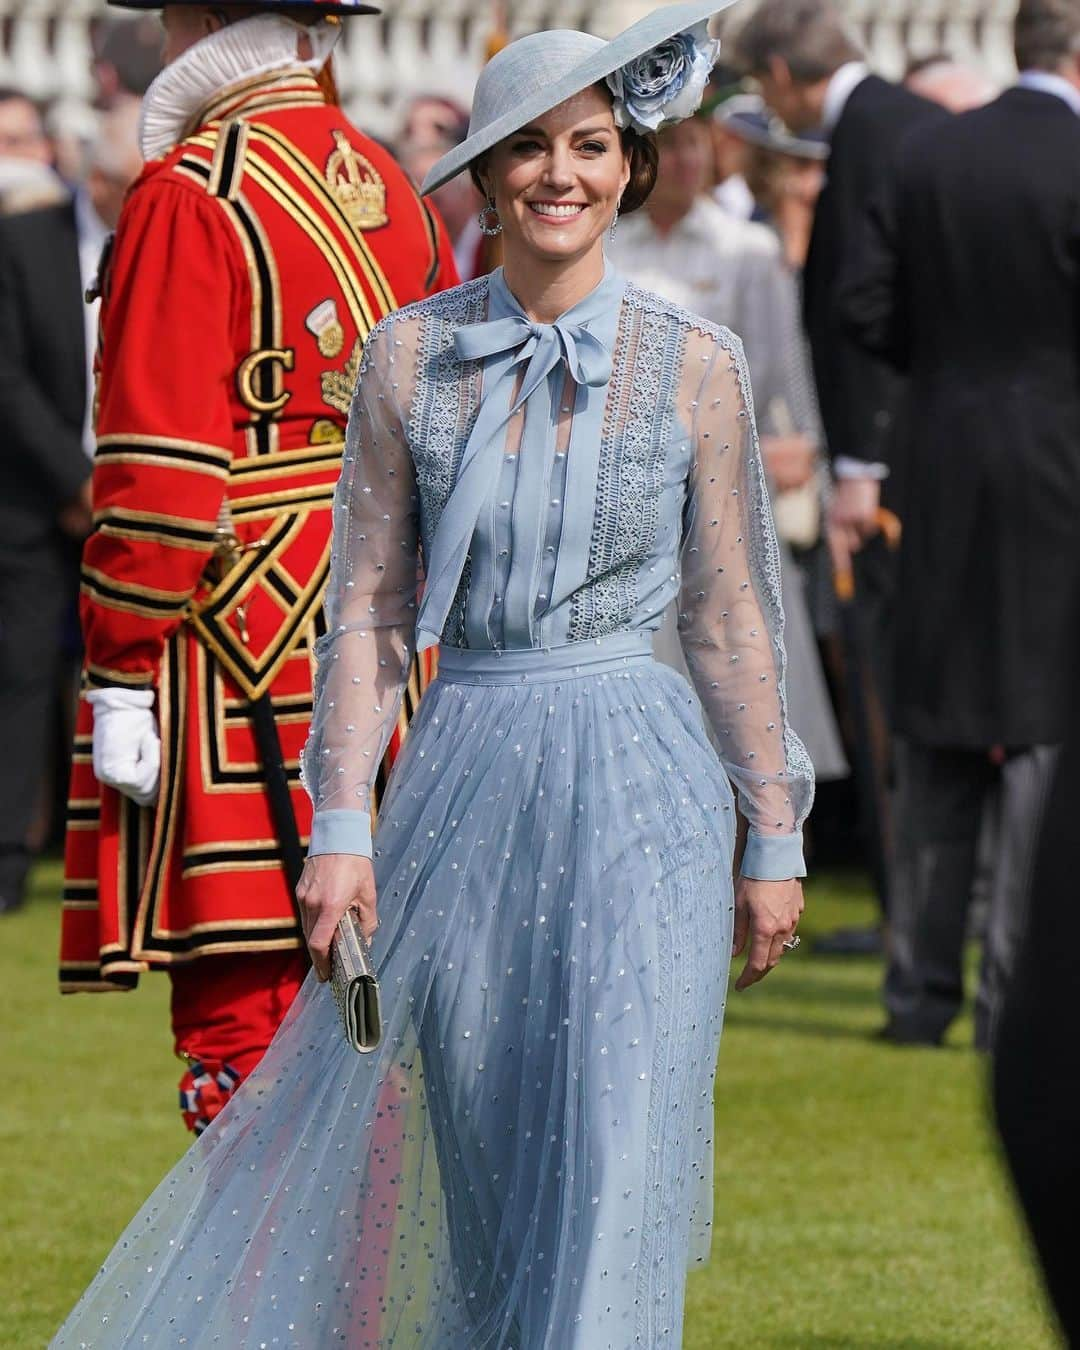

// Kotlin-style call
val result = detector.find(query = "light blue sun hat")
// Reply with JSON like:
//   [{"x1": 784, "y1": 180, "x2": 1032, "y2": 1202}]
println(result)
[{"x1": 420, "y1": 1, "x2": 736, "y2": 195}]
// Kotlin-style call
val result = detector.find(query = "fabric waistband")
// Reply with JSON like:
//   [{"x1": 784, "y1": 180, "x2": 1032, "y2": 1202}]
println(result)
[{"x1": 435, "y1": 630, "x2": 655, "y2": 685}]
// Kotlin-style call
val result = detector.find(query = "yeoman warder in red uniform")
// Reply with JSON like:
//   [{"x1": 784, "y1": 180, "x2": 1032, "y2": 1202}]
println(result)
[{"x1": 60, "y1": 0, "x2": 458, "y2": 1132}]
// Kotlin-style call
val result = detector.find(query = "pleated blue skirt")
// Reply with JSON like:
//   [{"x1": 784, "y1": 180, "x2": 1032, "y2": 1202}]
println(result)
[{"x1": 54, "y1": 632, "x2": 736, "y2": 1350}]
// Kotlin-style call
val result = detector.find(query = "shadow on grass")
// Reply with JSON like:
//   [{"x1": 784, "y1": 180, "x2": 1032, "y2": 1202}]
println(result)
[
  {"x1": 724, "y1": 1009, "x2": 969, "y2": 1051},
  {"x1": 764, "y1": 1338, "x2": 955, "y2": 1349},
  {"x1": 723, "y1": 1011, "x2": 875, "y2": 1041},
  {"x1": 761, "y1": 974, "x2": 883, "y2": 1007}
]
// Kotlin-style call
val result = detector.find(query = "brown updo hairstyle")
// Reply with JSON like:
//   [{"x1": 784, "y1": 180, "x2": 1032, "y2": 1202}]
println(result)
[
  {"x1": 618, "y1": 127, "x2": 659, "y2": 214},
  {"x1": 468, "y1": 83, "x2": 659, "y2": 214}
]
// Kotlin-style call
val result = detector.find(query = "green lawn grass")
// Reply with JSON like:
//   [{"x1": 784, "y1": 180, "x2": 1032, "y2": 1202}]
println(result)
[{"x1": 0, "y1": 863, "x2": 1058, "y2": 1349}]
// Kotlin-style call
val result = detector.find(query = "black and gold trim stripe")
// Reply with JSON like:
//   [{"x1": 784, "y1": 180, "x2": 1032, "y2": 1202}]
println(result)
[
  {"x1": 223, "y1": 692, "x2": 312, "y2": 721},
  {"x1": 70, "y1": 732, "x2": 93, "y2": 768},
  {"x1": 201, "y1": 648, "x2": 303, "y2": 789},
  {"x1": 93, "y1": 508, "x2": 217, "y2": 553},
  {"x1": 60, "y1": 771, "x2": 147, "y2": 989},
  {"x1": 194, "y1": 551, "x2": 331, "y2": 701},
  {"x1": 182, "y1": 841, "x2": 288, "y2": 873},
  {"x1": 229, "y1": 191, "x2": 285, "y2": 458},
  {"x1": 172, "y1": 159, "x2": 212, "y2": 191},
  {"x1": 264, "y1": 566, "x2": 298, "y2": 611},
  {"x1": 119, "y1": 792, "x2": 148, "y2": 971},
  {"x1": 130, "y1": 633, "x2": 186, "y2": 953},
  {"x1": 84, "y1": 662, "x2": 154, "y2": 691},
  {"x1": 80, "y1": 565, "x2": 190, "y2": 620},
  {"x1": 179, "y1": 152, "x2": 282, "y2": 456},
  {"x1": 207, "y1": 119, "x2": 249, "y2": 201},
  {"x1": 420, "y1": 200, "x2": 441, "y2": 292},
  {"x1": 62, "y1": 880, "x2": 99, "y2": 912},
  {"x1": 106, "y1": 925, "x2": 301, "y2": 956},
  {"x1": 196, "y1": 67, "x2": 323, "y2": 128},
  {"x1": 230, "y1": 442, "x2": 344, "y2": 478},
  {"x1": 189, "y1": 511, "x2": 298, "y2": 622},
  {"x1": 185, "y1": 508, "x2": 329, "y2": 699},
  {"x1": 66, "y1": 801, "x2": 101, "y2": 827},
  {"x1": 59, "y1": 964, "x2": 139, "y2": 993},
  {"x1": 177, "y1": 151, "x2": 211, "y2": 183},
  {"x1": 229, "y1": 482, "x2": 336, "y2": 518},
  {"x1": 96, "y1": 435, "x2": 231, "y2": 477}
]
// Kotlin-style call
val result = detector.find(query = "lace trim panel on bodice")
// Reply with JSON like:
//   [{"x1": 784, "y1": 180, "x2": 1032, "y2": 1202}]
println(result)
[
  {"x1": 568, "y1": 284, "x2": 685, "y2": 643},
  {"x1": 407, "y1": 276, "x2": 488, "y2": 648}
]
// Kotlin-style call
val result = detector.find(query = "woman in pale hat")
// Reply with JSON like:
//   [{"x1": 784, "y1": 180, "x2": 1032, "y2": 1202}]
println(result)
[
  {"x1": 53, "y1": 5, "x2": 813, "y2": 1345},
  {"x1": 720, "y1": 93, "x2": 829, "y2": 269}
]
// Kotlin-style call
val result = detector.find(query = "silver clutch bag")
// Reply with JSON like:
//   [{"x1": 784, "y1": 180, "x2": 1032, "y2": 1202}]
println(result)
[{"x1": 329, "y1": 910, "x2": 383, "y2": 1053}]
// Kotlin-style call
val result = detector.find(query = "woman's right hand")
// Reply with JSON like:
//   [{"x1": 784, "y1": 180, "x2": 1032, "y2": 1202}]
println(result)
[{"x1": 296, "y1": 853, "x2": 378, "y2": 981}]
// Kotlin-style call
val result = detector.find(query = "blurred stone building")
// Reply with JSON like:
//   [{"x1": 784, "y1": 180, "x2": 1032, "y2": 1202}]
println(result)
[{"x1": 0, "y1": 0, "x2": 1019, "y2": 140}]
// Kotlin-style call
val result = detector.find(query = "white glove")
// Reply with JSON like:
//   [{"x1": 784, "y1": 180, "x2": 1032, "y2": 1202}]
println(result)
[{"x1": 86, "y1": 687, "x2": 161, "y2": 807}]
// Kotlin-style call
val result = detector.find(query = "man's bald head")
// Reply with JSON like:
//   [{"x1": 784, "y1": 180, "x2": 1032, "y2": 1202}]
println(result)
[{"x1": 905, "y1": 57, "x2": 997, "y2": 112}]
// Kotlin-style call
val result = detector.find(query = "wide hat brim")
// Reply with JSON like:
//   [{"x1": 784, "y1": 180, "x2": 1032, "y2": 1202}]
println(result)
[
  {"x1": 106, "y1": 1, "x2": 381, "y2": 14},
  {"x1": 420, "y1": 0, "x2": 736, "y2": 196}
]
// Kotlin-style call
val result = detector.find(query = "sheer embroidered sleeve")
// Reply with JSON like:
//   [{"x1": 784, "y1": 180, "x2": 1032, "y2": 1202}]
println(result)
[
  {"x1": 302, "y1": 316, "x2": 421, "y2": 858},
  {"x1": 678, "y1": 327, "x2": 815, "y2": 880}
]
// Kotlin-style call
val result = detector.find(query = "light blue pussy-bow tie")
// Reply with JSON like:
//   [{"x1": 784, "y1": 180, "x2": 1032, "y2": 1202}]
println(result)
[{"x1": 414, "y1": 311, "x2": 614, "y2": 651}]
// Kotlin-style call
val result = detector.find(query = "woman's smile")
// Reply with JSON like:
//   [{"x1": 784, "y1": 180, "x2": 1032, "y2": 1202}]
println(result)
[{"x1": 526, "y1": 199, "x2": 589, "y2": 221}]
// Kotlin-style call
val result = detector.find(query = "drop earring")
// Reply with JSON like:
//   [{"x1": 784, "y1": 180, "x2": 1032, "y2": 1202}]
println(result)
[
  {"x1": 478, "y1": 199, "x2": 503, "y2": 237},
  {"x1": 609, "y1": 195, "x2": 623, "y2": 243}
]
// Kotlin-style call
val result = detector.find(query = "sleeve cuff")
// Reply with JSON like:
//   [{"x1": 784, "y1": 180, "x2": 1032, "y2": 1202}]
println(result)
[
  {"x1": 834, "y1": 456, "x2": 890, "y2": 481},
  {"x1": 307, "y1": 809, "x2": 373, "y2": 859},
  {"x1": 740, "y1": 830, "x2": 807, "y2": 881}
]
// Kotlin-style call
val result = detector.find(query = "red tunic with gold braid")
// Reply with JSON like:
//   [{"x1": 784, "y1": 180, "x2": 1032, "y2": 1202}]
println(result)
[{"x1": 61, "y1": 69, "x2": 457, "y2": 994}]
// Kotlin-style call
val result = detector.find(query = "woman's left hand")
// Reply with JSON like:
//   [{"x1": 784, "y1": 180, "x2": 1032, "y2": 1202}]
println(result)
[{"x1": 732, "y1": 877, "x2": 805, "y2": 992}]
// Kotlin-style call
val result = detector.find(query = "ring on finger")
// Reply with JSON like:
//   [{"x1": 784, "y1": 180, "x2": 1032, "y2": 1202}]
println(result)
[{"x1": 782, "y1": 935, "x2": 802, "y2": 953}]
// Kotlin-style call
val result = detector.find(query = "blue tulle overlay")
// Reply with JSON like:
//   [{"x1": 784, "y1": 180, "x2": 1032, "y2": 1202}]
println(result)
[{"x1": 54, "y1": 649, "x2": 735, "y2": 1349}]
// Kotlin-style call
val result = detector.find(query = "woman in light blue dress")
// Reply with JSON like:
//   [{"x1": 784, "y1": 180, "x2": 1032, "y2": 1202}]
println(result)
[{"x1": 53, "y1": 5, "x2": 813, "y2": 1347}]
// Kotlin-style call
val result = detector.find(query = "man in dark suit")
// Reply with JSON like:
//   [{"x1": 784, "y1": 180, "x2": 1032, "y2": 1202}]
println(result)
[
  {"x1": 841, "y1": 0, "x2": 1080, "y2": 1048},
  {"x1": 0, "y1": 101, "x2": 141, "y2": 913},
  {"x1": 733, "y1": 0, "x2": 947, "y2": 950},
  {"x1": 993, "y1": 580, "x2": 1080, "y2": 1345}
]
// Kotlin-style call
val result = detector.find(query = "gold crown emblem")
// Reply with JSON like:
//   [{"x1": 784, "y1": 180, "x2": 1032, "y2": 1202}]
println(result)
[{"x1": 326, "y1": 130, "x2": 388, "y2": 233}]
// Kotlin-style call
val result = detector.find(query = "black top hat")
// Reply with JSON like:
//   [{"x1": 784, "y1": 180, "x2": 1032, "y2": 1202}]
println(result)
[{"x1": 106, "y1": 1, "x2": 381, "y2": 16}]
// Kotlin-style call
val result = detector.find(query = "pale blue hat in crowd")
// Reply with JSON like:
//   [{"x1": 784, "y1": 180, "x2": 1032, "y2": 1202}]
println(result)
[
  {"x1": 719, "y1": 93, "x2": 831, "y2": 160},
  {"x1": 420, "y1": 0, "x2": 737, "y2": 194}
]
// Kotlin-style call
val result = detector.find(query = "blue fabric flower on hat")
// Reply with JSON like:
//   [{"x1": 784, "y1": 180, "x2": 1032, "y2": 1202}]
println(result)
[{"x1": 606, "y1": 21, "x2": 720, "y2": 134}]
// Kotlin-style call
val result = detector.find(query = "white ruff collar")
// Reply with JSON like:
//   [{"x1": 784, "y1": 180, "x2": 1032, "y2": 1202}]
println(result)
[{"x1": 139, "y1": 14, "x2": 340, "y2": 161}]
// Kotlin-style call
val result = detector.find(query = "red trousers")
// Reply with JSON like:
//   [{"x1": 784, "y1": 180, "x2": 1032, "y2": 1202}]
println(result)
[{"x1": 170, "y1": 949, "x2": 308, "y2": 1133}]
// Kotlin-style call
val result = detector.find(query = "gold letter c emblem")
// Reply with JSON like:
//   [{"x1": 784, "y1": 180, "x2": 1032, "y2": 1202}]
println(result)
[{"x1": 236, "y1": 347, "x2": 295, "y2": 415}]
